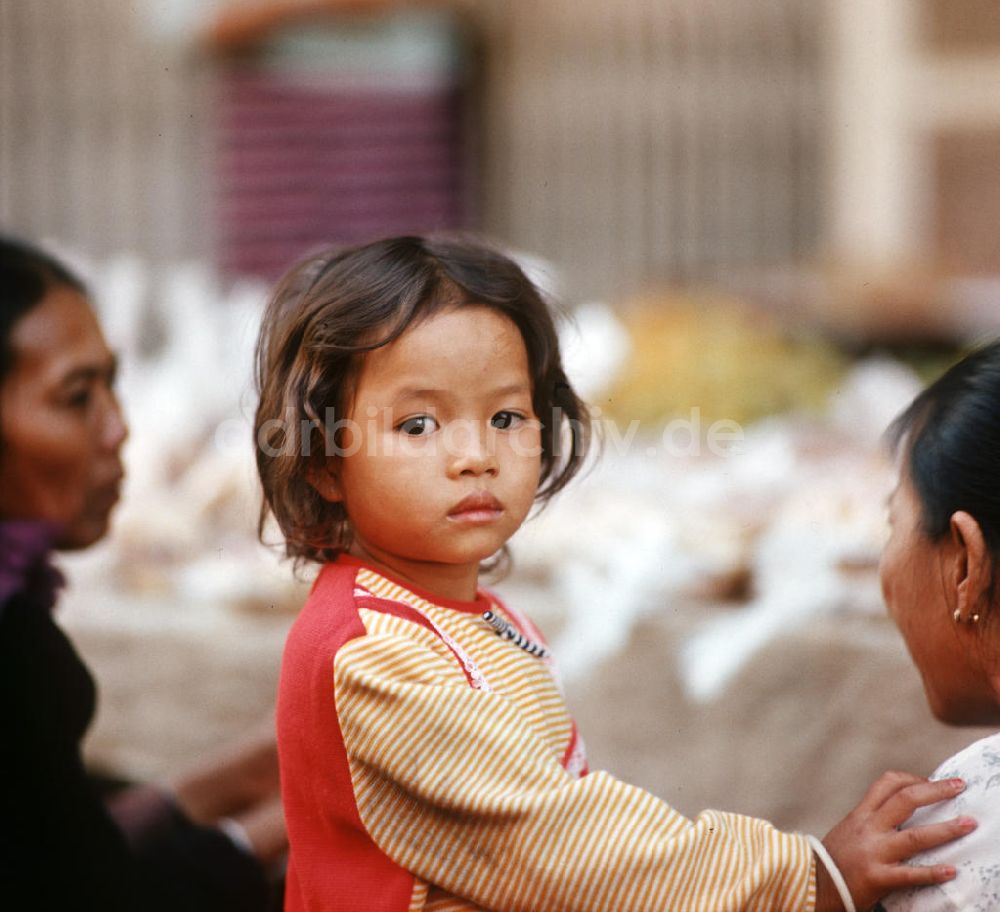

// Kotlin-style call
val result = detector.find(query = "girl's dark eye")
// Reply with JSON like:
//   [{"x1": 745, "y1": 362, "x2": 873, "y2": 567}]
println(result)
[
  {"x1": 398, "y1": 416, "x2": 438, "y2": 436},
  {"x1": 491, "y1": 411, "x2": 523, "y2": 430}
]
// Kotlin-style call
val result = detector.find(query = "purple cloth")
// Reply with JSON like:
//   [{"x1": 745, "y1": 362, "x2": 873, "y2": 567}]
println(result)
[{"x1": 0, "y1": 521, "x2": 63, "y2": 614}]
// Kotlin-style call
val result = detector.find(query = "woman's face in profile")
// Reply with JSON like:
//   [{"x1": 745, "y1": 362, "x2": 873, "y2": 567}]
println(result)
[
  {"x1": 0, "y1": 285, "x2": 127, "y2": 549},
  {"x1": 881, "y1": 471, "x2": 999, "y2": 725}
]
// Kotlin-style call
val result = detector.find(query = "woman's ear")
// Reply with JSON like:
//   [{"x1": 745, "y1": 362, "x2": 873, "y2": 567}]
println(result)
[
  {"x1": 305, "y1": 460, "x2": 343, "y2": 503},
  {"x1": 950, "y1": 511, "x2": 991, "y2": 619}
]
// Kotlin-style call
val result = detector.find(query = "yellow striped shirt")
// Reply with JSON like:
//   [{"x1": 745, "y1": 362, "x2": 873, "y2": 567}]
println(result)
[{"x1": 277, "y1": 557, "x2": 817, "y2": 911}]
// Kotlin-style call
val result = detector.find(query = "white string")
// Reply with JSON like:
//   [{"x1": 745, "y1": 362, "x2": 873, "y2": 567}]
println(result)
[{"x1": 807, "y1": 835, "x2": 857, "y2": 912}]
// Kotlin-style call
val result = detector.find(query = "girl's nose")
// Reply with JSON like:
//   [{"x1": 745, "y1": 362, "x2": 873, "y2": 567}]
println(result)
[{"x1": 447, "y1": 421, "x2": 498, "y2": 478}]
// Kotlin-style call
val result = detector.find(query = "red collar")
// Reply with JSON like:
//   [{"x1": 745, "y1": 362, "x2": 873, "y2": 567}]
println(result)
[{"x1": 334, "y1": 554, "x2": 492, "y2": 615}]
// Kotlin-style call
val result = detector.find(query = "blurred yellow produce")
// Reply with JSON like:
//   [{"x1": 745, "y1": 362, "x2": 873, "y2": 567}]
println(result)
[{"x1": 602, "y1": 295, "x2": 850, "y2": 427}]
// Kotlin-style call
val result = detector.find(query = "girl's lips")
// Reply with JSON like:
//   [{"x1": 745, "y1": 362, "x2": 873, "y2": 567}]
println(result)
[{"x1": 448, "y1": 492, "x2": 504, "y2": 523}]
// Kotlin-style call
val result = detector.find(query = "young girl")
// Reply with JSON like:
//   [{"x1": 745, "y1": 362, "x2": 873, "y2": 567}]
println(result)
[
  {"x1": 255, "y1": 235, "x2": 970, "y2": 912},
  {"x1": 876, "y1": 341, "x2": 1000, "y2": 912}
]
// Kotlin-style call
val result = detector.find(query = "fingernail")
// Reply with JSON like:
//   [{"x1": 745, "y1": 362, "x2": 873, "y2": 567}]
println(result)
[
  {"x1": 936, "y1": 865, "x2": 957, "y2": 881},
  {"x1": 950, "y1": 778, "x2": 966, "y2": 792},
  {"x1": 958, "y1": 816, "x2": 977, "y2": 831}
]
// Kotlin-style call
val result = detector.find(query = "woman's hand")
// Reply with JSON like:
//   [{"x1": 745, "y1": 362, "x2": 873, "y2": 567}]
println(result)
[
  {"x1": 227, "y1": 795, "x2": 287, "y2": 864},
  {"x1": 170, "y1": 723, "x2": 281, "y2": 826},
  {"x1": 819, "y1": 771, "x2": 975, "y2": 911}
]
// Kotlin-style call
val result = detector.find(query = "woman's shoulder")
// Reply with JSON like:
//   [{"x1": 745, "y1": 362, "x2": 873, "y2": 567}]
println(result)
[
  {"x1": 928, "y1": 731, "x2": 1000, "y2": 784},
  {"x1": 881, "y1": 731, "x2": 1000, "y2": 912},
  {"x1": 905, "y1": 731, "x2": 1000, "y2": 832}
]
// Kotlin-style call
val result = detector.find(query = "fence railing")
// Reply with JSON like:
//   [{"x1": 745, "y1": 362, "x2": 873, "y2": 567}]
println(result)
[
  {"x1": 0, "y1": 0, "x2": 214, "y2": 265},
  {"x1": 478, "y1": 0, "x2": 825, "y2": 297},
  {"x1": 1, "y1": 0, "x2": 825, "y2": 298}
]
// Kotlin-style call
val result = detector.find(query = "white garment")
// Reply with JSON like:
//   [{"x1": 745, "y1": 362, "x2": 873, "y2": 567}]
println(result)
[{"x1": 882, "y1": 731, "x2": 1000, "y2": 912}]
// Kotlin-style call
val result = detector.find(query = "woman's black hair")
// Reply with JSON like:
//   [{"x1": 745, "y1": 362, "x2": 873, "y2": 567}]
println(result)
[
  {"x1": 0, "y1": 235, "x2": 86, "y2": 385},
  {"x1": 888, "y1": 340, "x2": 1000, "y2": 563}
]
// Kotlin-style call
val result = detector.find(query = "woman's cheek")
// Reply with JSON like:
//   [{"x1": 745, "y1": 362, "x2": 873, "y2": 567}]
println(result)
[
  {"x1": 7, "y1": 467, "x2": 86, "y2": 526},
  {"x1": 44, "y1": 453, "x2": 91, "y2": 520},
  {"x1": 879, "y1": 525, "x2": 903, "y2": 595}
]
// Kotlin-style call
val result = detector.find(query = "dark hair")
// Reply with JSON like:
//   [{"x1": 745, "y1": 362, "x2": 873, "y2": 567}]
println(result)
[
  {"x1": 1, "y1": 235, "x2": 86, "y2": 386},
  {"x1": 888, "y1": 340, "x2": 1000, "y2": 572},
  {"x1": 254, "y1": 234, "x2": 591, "y2": 565}
]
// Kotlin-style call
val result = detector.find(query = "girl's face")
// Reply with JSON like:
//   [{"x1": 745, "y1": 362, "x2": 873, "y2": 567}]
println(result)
[
  {"x1": 317, "y1": 305, "x2": 542, "y2": 601},
  {"x1": 881, "y1": 471, "x2": 1000, "y2": 724},
  {"x1": 0, "y1": 285, "x2": 127, "y2": 549}
]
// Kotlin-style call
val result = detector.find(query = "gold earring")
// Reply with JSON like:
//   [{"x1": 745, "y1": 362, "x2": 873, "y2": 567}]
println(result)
[{"x1": 953, "y1": 608, "x2": 982, "y2": 624}]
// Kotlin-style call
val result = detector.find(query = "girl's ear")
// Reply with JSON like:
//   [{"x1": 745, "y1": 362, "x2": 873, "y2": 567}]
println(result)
[
  {"x1": 306, "y1": 460, "x2": 343, "y2": 503},
  {"x1": 950, "y1": 511, "x2": 991, "y2": 620}
]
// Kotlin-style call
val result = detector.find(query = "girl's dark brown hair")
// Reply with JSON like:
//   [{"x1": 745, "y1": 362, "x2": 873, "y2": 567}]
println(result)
[{"x1": 254, "y1": 235, "x2": 591, "y2": 565}]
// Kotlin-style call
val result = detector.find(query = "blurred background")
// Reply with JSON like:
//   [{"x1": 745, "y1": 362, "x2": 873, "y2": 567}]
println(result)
[{"x1": 4, "y1": 0, "x2": 1000, "y2": 836}]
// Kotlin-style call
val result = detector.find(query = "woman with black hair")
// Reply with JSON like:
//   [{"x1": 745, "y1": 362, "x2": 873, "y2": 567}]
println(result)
[
  {"x1": 0, "y1": 235, "x2": 284, "y2": 910},
  {"x1": 880, "y1": 340, "x2": 1000, "y2": 911}
]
